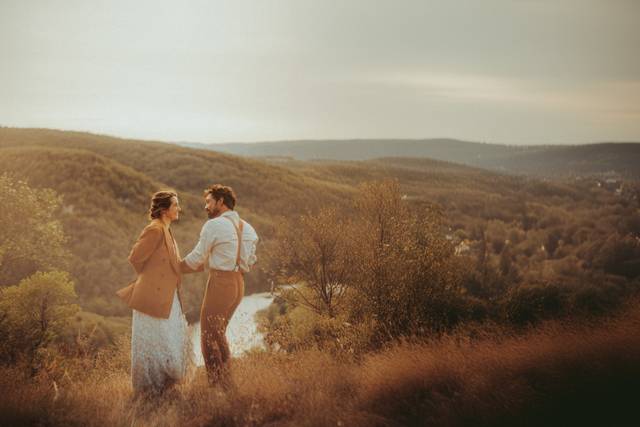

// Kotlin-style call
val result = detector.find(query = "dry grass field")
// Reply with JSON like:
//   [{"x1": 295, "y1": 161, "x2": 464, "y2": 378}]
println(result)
[{"x1": 2, "y1": 302, "x2": 638, "y2": 427}]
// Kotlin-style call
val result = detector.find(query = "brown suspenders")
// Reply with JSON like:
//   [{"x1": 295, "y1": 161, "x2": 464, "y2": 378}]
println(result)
[
  {"x1": 206, "y1": 215, "x2": 244, "y2": 272},
  {"x1": 224, "y1": 216, "x2": 244, "y2": 272}
]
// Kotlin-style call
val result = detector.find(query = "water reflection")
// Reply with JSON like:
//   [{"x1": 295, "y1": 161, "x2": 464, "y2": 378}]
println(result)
[{"x1": 190, "y1": 292, "x2": 274, "y2": 366}]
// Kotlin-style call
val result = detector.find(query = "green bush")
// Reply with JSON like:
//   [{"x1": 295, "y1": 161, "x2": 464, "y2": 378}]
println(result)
[{"x1": 0, "y1": 271, "x2": 79, "y2": 368}]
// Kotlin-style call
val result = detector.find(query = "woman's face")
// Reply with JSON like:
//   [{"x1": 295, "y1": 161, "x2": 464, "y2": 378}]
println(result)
[{"x1": 164, "y1": 196, "x2": 181, "y2": 222}]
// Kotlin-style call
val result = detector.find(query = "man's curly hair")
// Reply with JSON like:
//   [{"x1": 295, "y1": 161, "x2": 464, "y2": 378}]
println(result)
[{"x1": 204, "y1": 184, "x2": 236, "y2": 209}]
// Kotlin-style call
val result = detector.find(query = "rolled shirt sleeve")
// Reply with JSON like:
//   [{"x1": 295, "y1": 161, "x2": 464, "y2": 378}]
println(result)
[
  {"x1": 183, "y1": 221, "x2": 216, "y2": 270},
  {"x1": 243, "y1": 225, "x2": 259, "y2": 269}
]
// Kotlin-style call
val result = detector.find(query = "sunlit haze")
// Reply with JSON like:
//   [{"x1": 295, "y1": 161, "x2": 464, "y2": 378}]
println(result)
[{"x1": 1, "y1": 0, "x2": 639, "y2": 144}]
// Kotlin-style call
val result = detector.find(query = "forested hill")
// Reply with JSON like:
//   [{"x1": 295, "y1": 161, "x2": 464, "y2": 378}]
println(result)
[
  {"x1": 0, "y1": 128, "x2": 356, "y2": 317},
  {"x1": 182, "y1": 139, "x2": 640, "y2": 178},
  {"x1": 0, "y1": 128, "x2": 356, "y2": 222},
  {"x1": 1, "y1": 128, "x2": 639, "y2": 322}
]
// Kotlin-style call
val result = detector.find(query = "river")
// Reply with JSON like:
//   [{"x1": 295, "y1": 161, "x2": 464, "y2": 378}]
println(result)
[{"x1": 190, "y1": 292, "x2": 275, "y2": 365}]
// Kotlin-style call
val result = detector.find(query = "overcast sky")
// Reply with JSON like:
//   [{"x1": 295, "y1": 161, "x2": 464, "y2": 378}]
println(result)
[{"x1": 1, "y1": 0, "x2": 639, "y2": 145}]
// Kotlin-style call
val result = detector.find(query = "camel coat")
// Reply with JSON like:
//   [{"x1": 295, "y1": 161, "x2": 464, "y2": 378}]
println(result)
[{"x1": 116, "y1": 219, "x2": 183, "y2": 319}]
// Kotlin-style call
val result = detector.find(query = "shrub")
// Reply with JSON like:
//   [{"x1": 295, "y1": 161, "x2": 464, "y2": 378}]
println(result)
[
  {"x1": 501, "y1": 283, "x2": 568, "y2": 326},
  {"x1": 0, "y1": 271, "x2": 79, "y2": 369}
]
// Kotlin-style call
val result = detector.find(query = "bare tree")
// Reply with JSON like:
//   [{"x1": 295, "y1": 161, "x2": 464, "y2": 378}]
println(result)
[{"x1": 275, "y1": 207, "x2": 352, "y2": 317}]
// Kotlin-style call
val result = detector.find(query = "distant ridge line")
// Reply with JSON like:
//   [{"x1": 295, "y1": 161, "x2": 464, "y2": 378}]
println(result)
[{"x1": 2, "y1": 127, "x2": 639, "y2": 178}]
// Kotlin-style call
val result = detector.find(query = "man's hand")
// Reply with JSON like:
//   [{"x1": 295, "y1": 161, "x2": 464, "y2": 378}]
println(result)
[{"x1": 180, "y1": 259, "x2": 204, "y2": 274}]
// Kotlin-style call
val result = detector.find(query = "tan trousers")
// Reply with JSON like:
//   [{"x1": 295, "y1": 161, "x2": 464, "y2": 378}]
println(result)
[{"x1": 200, "y1": 269, "x2": 244, "y2": 383}]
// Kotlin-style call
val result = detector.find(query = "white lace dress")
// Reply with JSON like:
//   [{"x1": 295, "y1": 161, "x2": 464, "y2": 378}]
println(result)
[{"x1": 131, "y1": 290, "x2": 191, "y2": 394}]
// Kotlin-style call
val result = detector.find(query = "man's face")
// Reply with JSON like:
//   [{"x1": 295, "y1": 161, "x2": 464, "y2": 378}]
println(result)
[{"x1": 205, "y1": 194, "x2": 223, "y2": 218}]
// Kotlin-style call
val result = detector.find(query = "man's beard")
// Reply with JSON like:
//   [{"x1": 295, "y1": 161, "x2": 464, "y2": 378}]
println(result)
[{"x1": 207, "y1": 208, "x2": 220, "y2": 219}]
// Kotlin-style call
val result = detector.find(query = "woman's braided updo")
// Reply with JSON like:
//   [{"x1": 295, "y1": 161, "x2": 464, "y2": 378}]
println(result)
[{"x1": 149, "y1": 190, "x2": 177, "y2": 220}]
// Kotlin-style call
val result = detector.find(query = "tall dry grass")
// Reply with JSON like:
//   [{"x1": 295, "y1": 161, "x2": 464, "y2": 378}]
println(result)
[{"x1": 2, "y1": 304, "x2": 639, "y2": 426}]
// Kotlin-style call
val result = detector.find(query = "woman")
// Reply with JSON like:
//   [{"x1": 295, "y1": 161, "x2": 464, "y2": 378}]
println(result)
[{"x1": 116, "y1": 191, "x2": 191, "y2": 395}]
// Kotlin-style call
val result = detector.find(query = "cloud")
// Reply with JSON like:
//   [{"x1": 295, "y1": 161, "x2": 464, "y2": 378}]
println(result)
[
  {"x1": 355, "y1": 69, "x2": 640, "y2": 117},
  {"x1": 1, "y1": 0, "x2": 639, "y2": 143}
]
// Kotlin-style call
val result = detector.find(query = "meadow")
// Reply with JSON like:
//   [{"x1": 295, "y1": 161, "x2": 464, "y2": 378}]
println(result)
[{"x1": 1, "y1": 300, "x2": 638, "y2": 427}]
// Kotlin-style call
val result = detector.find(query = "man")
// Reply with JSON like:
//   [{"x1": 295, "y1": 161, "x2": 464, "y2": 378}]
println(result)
[{"x1": 181, "y1": 184, "x2": 258, "y2": 384}]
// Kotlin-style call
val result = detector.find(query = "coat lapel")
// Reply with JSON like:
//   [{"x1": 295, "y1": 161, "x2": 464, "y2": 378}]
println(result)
[{"x1": 162, "y1": 226, "x2": 181, "y2": 275}]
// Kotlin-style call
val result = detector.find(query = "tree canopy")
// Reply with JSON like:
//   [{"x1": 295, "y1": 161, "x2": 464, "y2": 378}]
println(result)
[{"x1": 0, "y1": 174, "x2": 69, "y2": 285}]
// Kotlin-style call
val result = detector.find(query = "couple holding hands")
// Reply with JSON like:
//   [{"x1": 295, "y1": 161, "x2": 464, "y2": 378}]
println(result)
[{"x1": 117, "y1": 184, "x2": 258, "y2": 395}]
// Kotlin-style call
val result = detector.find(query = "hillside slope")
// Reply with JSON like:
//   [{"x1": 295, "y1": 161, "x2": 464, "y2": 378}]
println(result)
[
  {"x1": 0, "y1": 146, "x2": 202, "y2": 315},
  {"x1": 2, "y1": 128, "x2": 638, "y2": 319},
  {"x1": 183, "y1": 139, "x2": 640, "y2": 178},
  {"x1": 0, "y1": 129, "x2": 362, "y2": 317},
  {"x1": 0, "y1": 128, "x2": 356, "y2": 223}
]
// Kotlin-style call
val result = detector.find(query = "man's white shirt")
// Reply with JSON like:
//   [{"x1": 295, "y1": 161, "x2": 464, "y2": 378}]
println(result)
[{"x1": 183, "y1": 211, "x2": 258, "y2": 272}]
